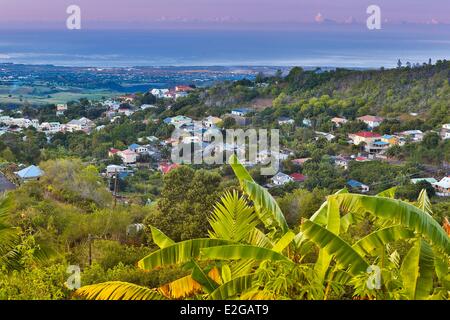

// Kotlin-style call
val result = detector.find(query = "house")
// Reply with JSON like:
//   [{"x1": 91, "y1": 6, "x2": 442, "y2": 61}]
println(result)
[
  {"x1": 271, "y1": 172, "x2": 293, "y2": 186},
  {"x1": 357, "y1": 115, "x2": 384, "y2": 129},
  {"x1": 302, "y1": 118, "x2": 313, "y2": 127},
  {"x1": 397, "y1": 130, "x2": 424, "y2": 142},
  {"x1": 164, "y1": 115, "x2": 193, "y2": 128},
  {"x1": 278, "y1": 117, "x2": 295, "y2": 125},
  {"x1": 333, "y1": 155, "x2": 351, "y2": 170},
  {"x1": 150, "y1": 88, "x2": 169, "y2": 99},
  {"x1": 203, "y1": 116, "x2": 222, "y2": 128},
  {"x1": 118, "y1": 149, "x2": 138, "y2": 165},
  {"x1": 231, "y1": 108, "x2": 251, "y2": 117},
  {"x1": 158, "y1": 162, "x2": 180, "y2": 175},
  {"x1": 15, "y1": 165, "x2": 44, "y2": 181},
  {"x1": 381, "y1": 134, "x2": 399, "y2": 145},
  {"x1": 291, "y1": 158, "x2": 312, "y2": 166},
  {"x1": 365, "y1": 140, "x2": 390, "y2": 154},
  {"x1": 349, "y1": 131, "x2": 382, "y2": 146},
  {"x1": 440, "y1": 124, "x2": 450, "y2": 140},
  {"x1": 56, "y1": 104, "x2": 67, "y2": 116},
  {"x1": 140, "y1": 104, "x2": 157, "y2": 110},
  {"x1": 65, "y1": 117, "x2": 96, "y2": 133},
  {"x1": 331, "y1": 117, "x2": 348, "y2": 127},
  {"x1": 39, "y1": 122, "x2": 62, "y2": 133},
  {"x1": 347, "y1": 179, "x2": 370, "y2": 193},
  {"x1": 106, "y1": 165, "x2": 127, "y2": 176},
  {"x1": 118, "y1": 106, "x2": 134, "y2": 116},
  {"x1": 315, "y1": 131, "x2": 336, "y2": 142},
  {"x1": 290, "y1": 173, "x2": 307, "y2": 183},
  {"x1": 118, "y1": 94, "x2": 136, "y2": 103},
  {"x1": 432, "y1": 177, "x2": 450, "y2": 197},
  {"x1": 108, "y1": 148, "x2": 121, "y2": 158},
  {"x1": 175, "y1": 92, "x2": 189, "y2": 99}
]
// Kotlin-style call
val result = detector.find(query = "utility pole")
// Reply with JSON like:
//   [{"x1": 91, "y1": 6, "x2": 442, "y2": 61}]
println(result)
[
  {"x1": 113, "y1": 169, "x2": 118, "y2": 209},
  {"x1": 88, "y1": 234, "x2": 92, "y2": 266}
]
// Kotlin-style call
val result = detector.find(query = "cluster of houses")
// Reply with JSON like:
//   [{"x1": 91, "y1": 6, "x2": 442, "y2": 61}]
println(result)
[
  {"x1": 150, "y1": 85, "x2": 194, "y2": 100},
  {"x1": 0, "y1": 115, "x2": 97, "y2": 135}
]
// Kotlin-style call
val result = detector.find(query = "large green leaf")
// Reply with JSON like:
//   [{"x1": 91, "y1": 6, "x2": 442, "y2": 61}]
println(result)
[
  {"x1": 138, "y1": 239, "x2": 233, "y2": 270},
  {"x1": 229, "y1": 154, "x2": 288, "y2": 234},
  {"x1": 200, "y1": 244, "x2": 293, "y2": 263},
  {"x1": 301, "y1": 220, "x2": 369, "y2": 275},
  {"x1": 208, "y1": 191, "x2": 259, "y2": 242},
  {"x1": 246, "y1": 228, "x2": 273, "y2": 248},
  {"x1": 230, "y1": 154, "x2": 255, "y2": 183},
  {"x1": 352, "y1": 226, "x2": 415, "y2": 257},
  {"x1": 75, "y1": 281, "x2": 166, "y2": 300},
  {"x1": 332, "y1": 194, "x2": 450, "y2": 254},
  {"x1": 314, "y1": 197, "x2": 341, "y2": 287},
  {"x1": 377, "y1": 187, "x2": 397, "y2": 198},
  {"x1": 242, "y1": 180, "x2": 289, "y2": 233},
  {"x1": 208, "y1": 275, "x2": 255, "y2": 300},
  {"x1": 151, "y1": 226, "x2": 175, "y2": 249},
  {"x1": 191, "y1": 261, "x2": 219, "y2": 293},
  {"x1": 416, "y1": 189, "x2": 433, "y2": 216},
  {"x1": 272, "y1": 231, "x2": 295, "y2": 253},
  {"x1": 400, "y1": 239, "x2": 435, "y2": 300}
]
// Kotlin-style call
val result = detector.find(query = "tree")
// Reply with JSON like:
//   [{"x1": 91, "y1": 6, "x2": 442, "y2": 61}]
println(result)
[
  {"x1": 422, "y1": 132, "x2": 440, "y2": 149},
  {"x1": 76, "y1": 156, "x2": 449, "y2": 300},
  {"x1": 145, "y1": 166, "x2": 222, "y2": 241},
  {"x1": 397, "y1": 59, "x2": 403, "y2": 68}
]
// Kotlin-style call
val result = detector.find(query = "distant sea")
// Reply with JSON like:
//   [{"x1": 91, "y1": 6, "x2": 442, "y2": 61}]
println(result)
[{"x1": 1, "y1": 25, "x2": 450, "y2": 68}]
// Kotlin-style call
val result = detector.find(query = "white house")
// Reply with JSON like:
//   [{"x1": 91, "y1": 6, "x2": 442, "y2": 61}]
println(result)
[
  {"x1": 440, "y1": 124, "x2": 450, "y2": 140},
  {"x1": 231, "y1": 109, "x2": 251, "y2": 117},
  {"x1": 65, "y1": 117, "x2": 96, "y2": 133},
  {"x1": 331, "y1": 117, "x2": 348, "y2": 127},
  {"x1": 106, "y1": 165, "x2": 127, "y2": 176},
  {"x1": 278, "y1": 117, "x2": 295, "y2": 125},
  {"x1": 271, "y1": 172, "x2": 293, "y2": 186},
  {"x1": 398, "y1": 130, "x2": 424, "y2": 142},
  {"x1": 39, "y1": 122, "x2": 62, "y2": 133},
  {"x1": 203, "y1": 116, "x2": 222, "y2": 128},
  {"x1": 151, "y1": 88, "x2": 169, "y2": 99},
  {"x1": 357, "y1": 115, "x2": 384, "y2": 129},
  {"x1": 118, "y1": 149, "x2": 138, "y2": 165},
  {"x1": 432, "y1": 177, "x2": 450, "y2": 197}
]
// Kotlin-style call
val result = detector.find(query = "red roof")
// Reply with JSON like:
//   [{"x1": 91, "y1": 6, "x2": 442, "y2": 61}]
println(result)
[
  {"x1": 159, "y1": 163, "x2": 180, "y2": 174},
  {"x1": 290, "y1": 173, "x2": 306, "y2": 182},
  {"x1": 109, "y1": 148, "x2": 120, "y2": 154},
  {"x1": 355, "y1": 156, "x2": 368, "y2": 161},
  {"x1": 355, "y1": 131, "x2": 381, "y2": 138}
]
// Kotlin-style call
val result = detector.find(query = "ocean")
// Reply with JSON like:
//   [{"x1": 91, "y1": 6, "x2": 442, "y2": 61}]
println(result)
[{"x1": 1, "y1": 25, "x2": 450, "y2": 68}]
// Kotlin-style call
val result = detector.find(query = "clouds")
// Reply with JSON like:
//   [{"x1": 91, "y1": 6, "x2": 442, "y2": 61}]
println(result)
[{"x1": 0, "y1": 0, "x2": 448, "y2": 25}]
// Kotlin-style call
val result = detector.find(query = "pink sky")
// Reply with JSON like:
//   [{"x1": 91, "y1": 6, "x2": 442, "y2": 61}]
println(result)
[{"x1": 0, "y1": 0, "x2": 448, "y2": 25}]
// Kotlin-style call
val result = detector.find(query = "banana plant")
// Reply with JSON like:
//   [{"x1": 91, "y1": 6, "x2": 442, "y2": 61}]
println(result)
[{"x1": 75, "y1": 156, "x2": 449, "y2": 300}]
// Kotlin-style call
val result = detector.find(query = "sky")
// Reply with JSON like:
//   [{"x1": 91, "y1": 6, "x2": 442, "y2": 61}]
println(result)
[{"x1": 0, "y1": 0, "x2": 449, "y2": 28}]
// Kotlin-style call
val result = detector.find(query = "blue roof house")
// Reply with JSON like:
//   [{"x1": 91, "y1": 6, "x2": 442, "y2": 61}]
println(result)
[
  {"x1": 347, "y1": 179, "x2": 370, "y2": 193},
  {"x1": 129, "y1": 143, "x2": 141, "y2": 152},
  {"x1": 15, "y1": 165, "x2": 44, "y2": 181}
]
